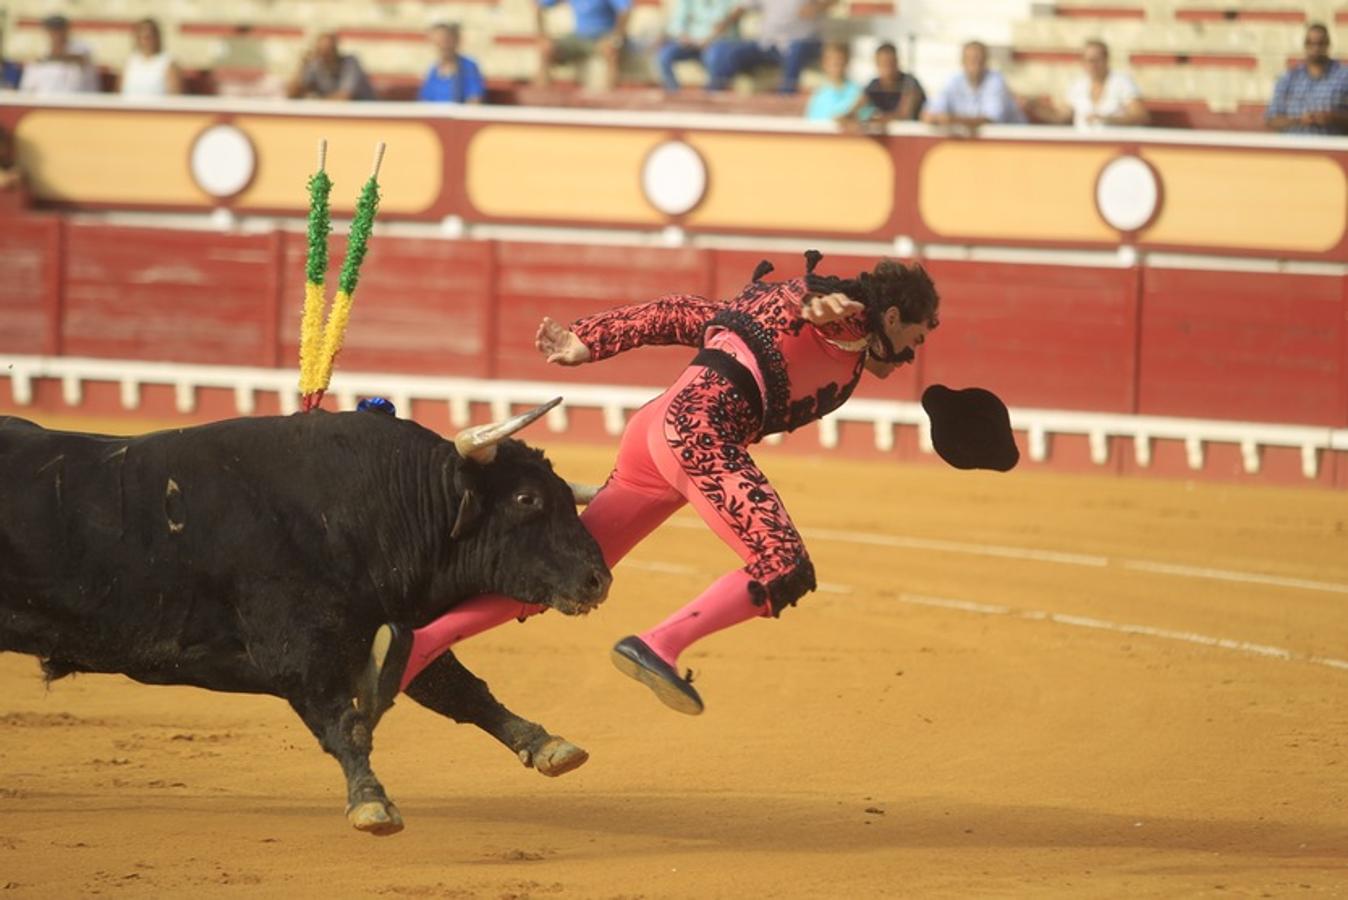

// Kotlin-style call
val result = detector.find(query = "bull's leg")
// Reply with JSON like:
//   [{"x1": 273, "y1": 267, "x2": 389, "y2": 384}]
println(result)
[
  {"x1": 404, "y1": 651, "x2": 589, "y2": 777},
  {"x1": 288, "y1": 694, "x2": 405, "y2": 835}
]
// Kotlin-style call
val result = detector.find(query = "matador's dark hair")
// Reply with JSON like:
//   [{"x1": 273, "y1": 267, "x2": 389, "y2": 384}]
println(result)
[{"x1": 753, "y1": 250, "x2": 939, "y2": 363}]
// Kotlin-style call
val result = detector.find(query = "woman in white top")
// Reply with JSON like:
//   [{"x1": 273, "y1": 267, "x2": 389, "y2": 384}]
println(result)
[
  {"x1": 121, "y1": 18, "x2": 182, "y2": 96},
  {"x1": 1033, "y1": 39, "x2": 1148, "y2": 129}
]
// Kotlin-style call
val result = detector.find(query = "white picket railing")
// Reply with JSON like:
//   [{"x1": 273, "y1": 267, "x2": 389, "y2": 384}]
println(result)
[{"x1": 2, "y1": 354, "x2": 1344, "y2": 480}]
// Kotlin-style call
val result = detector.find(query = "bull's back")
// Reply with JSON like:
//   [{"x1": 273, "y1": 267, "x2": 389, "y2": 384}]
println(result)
[
  {"x1": 0, "y1": 413, "x2": 442, "y2": 672},
  {"x1": 0, "y1": 416, "x2": 137, "y2": 565}
]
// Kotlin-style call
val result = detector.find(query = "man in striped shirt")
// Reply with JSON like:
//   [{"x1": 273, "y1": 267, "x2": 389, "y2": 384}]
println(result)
[{"x1": 1266, "y1": 23, "x2": 1348, "y2": 135}]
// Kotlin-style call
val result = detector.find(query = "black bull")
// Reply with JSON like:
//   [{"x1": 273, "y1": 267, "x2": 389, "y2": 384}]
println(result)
[{"x1": 0, "y1": 409, "x2": 611, "y2": 835}]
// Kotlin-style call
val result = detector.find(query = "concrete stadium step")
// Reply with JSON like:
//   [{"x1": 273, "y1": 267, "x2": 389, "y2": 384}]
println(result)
[{"x1": 1012, "y1": 18, "x2": 1304, "y2": 53}]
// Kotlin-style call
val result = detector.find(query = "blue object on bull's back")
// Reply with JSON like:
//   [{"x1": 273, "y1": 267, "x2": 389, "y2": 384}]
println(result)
[{"x1": 357, "y1": 397, "x2": 397, "y2": 417}]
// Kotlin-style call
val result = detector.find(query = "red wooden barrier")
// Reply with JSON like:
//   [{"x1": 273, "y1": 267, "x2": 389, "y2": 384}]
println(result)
[
  {"x1": 279, "y1": 235, "x2": 495, "y2": 378},
  {"x1": 1137, "y1": 267, "x2": 1347, "y2": 426},
  {"x1": 60, "y1": 224, "x2": 278, "y2": 367},
  {"x1": 0, "y1": 215, "x2": 60, "y2": 355},
  {"x1": 923, "y1": 261, "x2": 1143, "y2": 413},
  {"x1": 490, "y1": 241, "x2": 711, "y2": 387},
  {"x1": 2, "y1": 215, "x2": 1347, "y2": 445}
]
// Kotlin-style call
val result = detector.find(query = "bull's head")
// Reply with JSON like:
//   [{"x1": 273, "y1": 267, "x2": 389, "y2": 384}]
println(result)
[{"x1": 445, "y1": 399, "x2": 611, "y2": 615}]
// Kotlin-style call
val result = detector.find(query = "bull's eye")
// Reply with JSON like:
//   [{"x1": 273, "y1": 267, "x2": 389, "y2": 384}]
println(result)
[{"x1": 514, "y1": 490, "x2": 542, "y2": 509}]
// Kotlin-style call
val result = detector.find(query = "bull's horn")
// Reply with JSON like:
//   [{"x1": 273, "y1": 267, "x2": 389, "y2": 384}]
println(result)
[
  {"x1": 569, "y1": 482, "x2": 602, "y2": 505},
  {"x1": 454, "y1": 397, "x2": 562, "y2": 463}
]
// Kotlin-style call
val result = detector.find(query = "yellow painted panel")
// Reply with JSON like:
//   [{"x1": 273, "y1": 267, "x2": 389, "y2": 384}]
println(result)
[
  {"x1": 15, "y1": 111, "x2": 216, "y2": 204},
  {"x1": 919, "y1": 143, "x2": 1117, "y2": 242},
  {"x1": 1140, "y1": 148, "x2": 1345, "y2": 252},
  {"x1": 235, "y1": 118, "x2": 442, "y2": 214},
  {"x1": 466, "y1": 126, "x2": 665, "y2": 224},
  {"x1": 684, "y1": 133, "x2": 893, "y2": 233}
]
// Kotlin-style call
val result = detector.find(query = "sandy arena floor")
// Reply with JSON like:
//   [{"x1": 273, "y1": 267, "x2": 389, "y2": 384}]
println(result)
[{"x1": 1, "y1": 413, "x2": 1346, "y2": 897}]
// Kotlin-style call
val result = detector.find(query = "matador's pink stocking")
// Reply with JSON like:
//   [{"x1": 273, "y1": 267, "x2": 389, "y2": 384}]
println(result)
[
  {"x1": 639, "y1": 569, "x2": 767, "y2": 669},
  {"x1": 400, "y1": 594, "x2": 544, "y2": 691}
]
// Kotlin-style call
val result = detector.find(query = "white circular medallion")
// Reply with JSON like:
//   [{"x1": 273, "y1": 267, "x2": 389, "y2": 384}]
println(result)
[
  {"x1": 190, "y1": 124, "x2": 256, "y2": 199},
  {"x1": 641, "y1": 141, "x2": 708, "y2": 217},
  {"x1": 1095, "y1": 155, "x2": 1160, "y2": 233}
]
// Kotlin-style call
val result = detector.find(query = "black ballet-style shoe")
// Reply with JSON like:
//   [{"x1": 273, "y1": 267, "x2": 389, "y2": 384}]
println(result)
[
  {"x1": 610, "y1": 635, "x2": 705, "y2": 716},
  {"x1": 354, "y1": 622, "x2": 412, "y2": 726}
]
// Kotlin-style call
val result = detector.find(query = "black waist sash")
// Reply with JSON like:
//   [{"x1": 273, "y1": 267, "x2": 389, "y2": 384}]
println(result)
[{"x1": 690, "y1": 347, "x2": 765, "y2": 429}]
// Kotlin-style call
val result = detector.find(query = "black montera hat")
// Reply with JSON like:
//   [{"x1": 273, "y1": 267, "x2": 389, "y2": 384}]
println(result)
[{"x1": 921, "y1": 385, "x2": 1019, "y2": 472}]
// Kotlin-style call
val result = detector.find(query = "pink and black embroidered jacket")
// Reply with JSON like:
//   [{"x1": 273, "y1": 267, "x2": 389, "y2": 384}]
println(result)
[{"x1": 570, "y1": 277, "x2": 873, "y2": 440}]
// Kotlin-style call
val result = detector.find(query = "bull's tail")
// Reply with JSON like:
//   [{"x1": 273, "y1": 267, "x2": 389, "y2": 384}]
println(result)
[{"x1": 40, "y1": 657, "x2": 90, "y2": 684}]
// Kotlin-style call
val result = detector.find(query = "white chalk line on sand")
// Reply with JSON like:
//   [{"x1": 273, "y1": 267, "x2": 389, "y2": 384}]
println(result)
[
  {"x1": 1115, "y1": 560, "x2": 1348, "y2": 595},
  {"x1": 620, "y1": 557, "x2": 1348, "y2": 673},
  {"x1": 662, "y1": 519, "x2": 1348, "y2": 597},
  {"x1": 896, "y1": 593, "x2": 1348, "y2": 673}
]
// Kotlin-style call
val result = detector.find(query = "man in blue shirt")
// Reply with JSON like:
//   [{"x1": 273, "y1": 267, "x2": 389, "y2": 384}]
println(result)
[
  {"x1": 418, "y1": 23, "x2": 485, "y2": 103},
  {"x1": 1267, "y1": 23, "x2": 1348, "y2": 135},
  {"x1": 657, "y1": 0, "x2": 744, "y2": 91},
  {"x1": 536, "y1": 0, "x2": 631, "y2": 90},
  {"x1": 704, "y1": 0, "x2": 835, "y2": 94},
  {"x1": 923, "y1": 40, "x2": 1025, "y2": 127}
]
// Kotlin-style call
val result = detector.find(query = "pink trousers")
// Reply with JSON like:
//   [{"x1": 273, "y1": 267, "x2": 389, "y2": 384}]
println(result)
[{"x1": 401, "y1": 364, "x2": 815, "y2": 685}]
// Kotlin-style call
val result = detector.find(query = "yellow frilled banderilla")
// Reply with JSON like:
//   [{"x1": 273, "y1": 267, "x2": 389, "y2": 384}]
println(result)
[{"x1": 299, "y1": 139, "x2": 385, "y2": 412}]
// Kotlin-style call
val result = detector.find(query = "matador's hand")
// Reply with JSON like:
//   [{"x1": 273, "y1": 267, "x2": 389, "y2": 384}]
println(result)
[
  {"x1": 536, "y1": 317, "x2": 592, "y2": 365},
  {"x1": 801, "y1": 292, "x2": 864, "y2": 325}
]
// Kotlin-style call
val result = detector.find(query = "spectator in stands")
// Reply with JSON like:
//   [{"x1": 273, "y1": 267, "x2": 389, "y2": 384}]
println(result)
[
  {"x1": 656, "y1": 0, "x2": 745, "y2": 91},
  {"x1": 705, "y1": 0, "x2": 837, "y2": 95},
  {"x1": 1, "y1": 23, "x2": 23, "y2": 89},
  {"x1": 535, "y1": 0, "x2": 631, "y2": 90},
  {"x1": 1266, "y1": 23, "x2": 1348, "y2": 135},
  {"x1": 1031, "y1": 39, "x2": 1146, "y2": 129},
  {"x1": 922, "y1": 40, "x2": 1024, "y2": 127},
  {"x1": 805, "y1": 41, "x2": 870, "y2": 124},
  {"x1": 121, "y1": 18, "x2": 182, "y2": 97},
  {"x1": 18, "y1": 15, "x2": 98, "y2": 94},
  {"x1": 288, "y1": 32, "x2": 376, "y2": 101},
  {"x1": 864, "y1": 41, "x2": 924, "y2": 121},
  {"x1": 418, "y1": 23, "x2": 485, "y2": 103}
]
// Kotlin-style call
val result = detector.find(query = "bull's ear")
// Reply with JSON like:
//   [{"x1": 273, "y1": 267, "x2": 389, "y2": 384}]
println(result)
[
  {"x1": 450, "y1": 488, "x2": 481, "y2": 540},
  {"x1": 445, "y1": 461, "x2": 484, "y2": 539}
]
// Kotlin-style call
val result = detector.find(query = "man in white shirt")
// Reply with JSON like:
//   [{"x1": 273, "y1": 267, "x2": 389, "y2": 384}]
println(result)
[
  {"x1": 1033, "y1": 39, "x2": 1148, "y2": 129},
  {"x1": 18, "y1": 15, "x2": 98, "y2": 95},
  {"x1": 923, "y1": 41, "x2": 1025, "y2": 127}
]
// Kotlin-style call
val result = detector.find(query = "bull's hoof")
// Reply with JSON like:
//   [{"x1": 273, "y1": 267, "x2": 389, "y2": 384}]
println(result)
[
  {"x1": 520, "y1": 737, "x2": 589, "y2": 778},
  {"x1": 347, "y1": 799, "x2": 405, "y2": 836}
]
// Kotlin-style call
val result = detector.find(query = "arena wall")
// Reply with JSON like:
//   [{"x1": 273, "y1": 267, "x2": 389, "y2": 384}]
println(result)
[{"x1": 2, "y1": 96, "x2": 1346, "y2": 488}]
